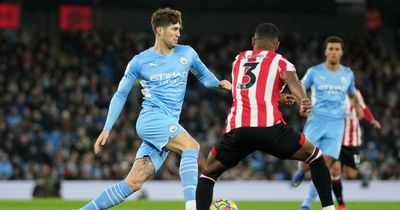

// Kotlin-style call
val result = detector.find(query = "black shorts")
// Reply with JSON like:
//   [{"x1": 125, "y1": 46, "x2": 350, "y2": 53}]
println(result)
[
  {"x1": 339, "y1": 146, "x2": 360, "y2": 169},
  {"x1": 211, "y1": 123, "x2": 305, "y2": 168}
]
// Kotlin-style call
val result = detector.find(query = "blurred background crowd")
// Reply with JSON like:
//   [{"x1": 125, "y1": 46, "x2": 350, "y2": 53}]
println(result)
[{"x1": 0, "y1": 0, "x2": 399, "y2": 184}]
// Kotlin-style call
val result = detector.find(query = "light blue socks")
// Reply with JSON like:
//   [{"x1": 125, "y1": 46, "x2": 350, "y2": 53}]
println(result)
[
  {"x1": 302, "y1": 182, "x2": 318, "y2": 208},
  {"x1": 179, "y1": 149, "x2": 199, "y2": 201},
  {"x1": 82, "y1": 180, "x2": 134, "y2": 210}
]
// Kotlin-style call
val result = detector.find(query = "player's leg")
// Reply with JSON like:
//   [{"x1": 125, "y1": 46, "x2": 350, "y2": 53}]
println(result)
[
  {"x1": 331, "y1": 164, "x2": 359, "y2": 210},
  {"x1": 342, "y1": 163, "x2": 359, "y2": 207},
  {"x1": 255, "y1": 124, "x2": 332, "y2": 210},
  {"x1": 196, "y1": 151, "x2": 230, "y2": 210},
  {"x1": 80, "y1": 156, "x2": 155, "y2": 210},
  {"x1": 137, "y1": 110, "x2": 198, "y2": 210},
  {"x1": 332, "y1": 153, "x2": 345, "y2": 209},
  {"x1": 196, "y1": 128, "x2": 253, "y2": 210},
  {"x1": 299, "y1": 118, "x2": 343, "y2": 209},
  {"x1": 343, "y1": 165, "x2": 358, "y2": 179},
  {"x1": 290, "y1": 138, "x2": 335, "y2": 210},
  {"x1": 292, "y1": 161, "x2": 309, "y2": 187},
  {"x1": 291, "y1": 118, "x2": 323, "y2": 187},
  {"x1": 333, "y1": 146, "x2": 360, "y2": 210},
  {"x1": 298, "y1": 148, "x2": 337, "y2": 209},
  {"x1": 165, "y1": 131, "x2": 200, "y2": 210}
]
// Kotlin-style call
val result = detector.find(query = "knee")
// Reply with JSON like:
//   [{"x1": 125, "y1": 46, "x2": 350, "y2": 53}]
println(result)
[
  {"x1": 330, "y1": 167, "x2": 341, "y2": 177},
  {"x1": 190, "y1": 141, "x2": 200, "y2": 152},
  {"x1": 125, "y1": 178, "x2": 144, "y2": 192},
  {"x1": 330, "y1": 162, "x2": 341, "y2": 176},
  {"x1": 183, "y1": 140, "x2": 200, "y2": 152},
  {"x1": 345, "y1": 170, "x2": 358, "y2": 179}
]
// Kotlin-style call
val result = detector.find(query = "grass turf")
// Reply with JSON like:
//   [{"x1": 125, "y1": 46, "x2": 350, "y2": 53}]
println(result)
[{"x1": 1, "y1": 199, "x2": 399, "y2": 210}]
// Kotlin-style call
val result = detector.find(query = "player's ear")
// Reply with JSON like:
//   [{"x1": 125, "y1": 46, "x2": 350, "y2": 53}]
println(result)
[
  {"x1": 155, "y1": 26, "x2": 163, "y2": 36},
  {"x1": 252, "y1": 36, "x2": 255, "y2": 48},
  {"x1": 274, "y1": 41, "x2": 280, "y2": 51}
]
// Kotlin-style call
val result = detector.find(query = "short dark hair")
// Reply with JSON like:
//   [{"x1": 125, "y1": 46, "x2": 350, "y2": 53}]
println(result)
[
  {"x1": 151, "y1": 8, "x2": 182, "y2": 31},
  {"x1": 325, "y1": 36, "x2": 344, "y2": 49},
  {"x1": 254, "y1": 23, "x2": 280, "y2": 40}
]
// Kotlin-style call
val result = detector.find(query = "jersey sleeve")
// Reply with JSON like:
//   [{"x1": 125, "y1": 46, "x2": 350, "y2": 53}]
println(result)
[
  {"x1": 189, "y1": 47, "x2": 220, "y2": 88},
  {"x1": 278, "y1": 57, "x2": 296, "y2": 78},
  {"x1": 363, "y1": 106, "x2": 376, "y2": 122},
  {"x1": 103, "y1": 58, "x2": 139, "y2": 131},
  {"x1": 301, "y1": 67, "x2": 314, "y2": 90},
  {"x1": 347, "y1": 70, "x2": 356, "y2": 95},
  {"x1": 356, "y1": 89, "x2": 376, "y2": 121}
]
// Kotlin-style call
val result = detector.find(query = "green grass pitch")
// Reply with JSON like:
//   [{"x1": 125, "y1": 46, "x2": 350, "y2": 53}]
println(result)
[{"x1": 1, "y1": 199, "x2": 399, "y2": 210}]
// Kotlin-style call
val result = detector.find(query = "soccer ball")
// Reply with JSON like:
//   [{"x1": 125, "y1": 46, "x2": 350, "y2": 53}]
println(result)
[{"x1": 210, "y1": 199, "x2": 239, "y2": 210}]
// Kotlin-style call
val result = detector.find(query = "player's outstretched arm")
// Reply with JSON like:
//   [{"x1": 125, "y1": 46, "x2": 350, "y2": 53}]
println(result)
[
  {"x1": 96, "y1": 62, "x2": 137, "y2": 154},
  {"x1": 364, "y1": 106, "x2": 381, "y2": 129},
  {"x1": 362, "y1": 105, "x2": 381, "y2": 129}
]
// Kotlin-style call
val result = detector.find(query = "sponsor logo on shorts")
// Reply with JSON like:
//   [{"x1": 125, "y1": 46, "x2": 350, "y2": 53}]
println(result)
[{"x1": 168, "y1": 124, "x2": 177, "y2": 133}]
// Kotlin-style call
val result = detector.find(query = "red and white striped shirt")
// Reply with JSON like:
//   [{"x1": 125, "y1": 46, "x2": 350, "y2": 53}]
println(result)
[
  {"x1": 342, "y1": 89, "x2": 376, "y2": 147},
  {"x1": 224, "y1": 49, "x2": 296, "y2": 133}
]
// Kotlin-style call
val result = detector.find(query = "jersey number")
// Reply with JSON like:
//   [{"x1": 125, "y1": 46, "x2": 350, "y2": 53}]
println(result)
[{"x1": 238, "y1": 62, "x2": 259, "y2": 89}]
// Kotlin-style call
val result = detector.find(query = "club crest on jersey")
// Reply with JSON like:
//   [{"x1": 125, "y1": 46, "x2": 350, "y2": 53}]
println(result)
[
  {"x1": 180, "y1": 56, "x2": 188, "y2": 65},
  {"x1": 340, "y1": 76, "x2": 348, "y2": 84},
  {"x1": 168, "y1": 124, "x2": 178, "y2": 133}
]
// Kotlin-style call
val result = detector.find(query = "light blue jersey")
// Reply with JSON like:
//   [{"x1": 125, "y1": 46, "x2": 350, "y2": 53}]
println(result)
[
  {"x1": 301, "y1": 63, "x2": 356, "y2": 159},
  {"x1": 102, "y1": 44, "x2": 219, "y2": 172},
  {"x1": 104, "y1": 44, "x2": 220, "y2": 131},
  {"x1": 82, "y1": 44, "x2": 215, "y2": 210},
  {"x1": 302, "y1": 63, "x2": 356, "y2": 120},
  {"x1": 300, "y1": 63, "x2": 356, "y2": 209}
]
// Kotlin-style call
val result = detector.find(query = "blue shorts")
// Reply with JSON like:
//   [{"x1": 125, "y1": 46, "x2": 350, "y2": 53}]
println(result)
[
  {"x1": 135, "y1": 109, "x2": 186, "y2": 171},
  {"x1": 303, "y1": 116, "x2": 344, "y2": 159}
]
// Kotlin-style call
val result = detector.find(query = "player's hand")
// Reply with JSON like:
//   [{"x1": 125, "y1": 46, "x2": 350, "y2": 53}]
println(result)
[
  {"x1": 370, "y1": 120, "x2": 381, "y2": 129},
  {"x1": 279, "y1": 93, "x2": 296, "y2": 105},
  {"x1": 356, "y1": 107, "x2": 365, "y2": 120},
  {"x1": 94, "y1": 130, "x2": 110, "y2": 154},
  {"x1": 299, "y1": 98, "x2": 312, "y2": 117},
  {"x1": 218, "y1": 80, "x2": 232, "y2": 91}
]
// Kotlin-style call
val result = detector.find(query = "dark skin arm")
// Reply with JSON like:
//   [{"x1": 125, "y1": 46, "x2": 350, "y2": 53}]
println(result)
[
  {"x1": 281, "y1": 71, "x2": 311, "y2": 117},
  {"x1": 279, "y1": 93, "x2": 297, "y2": 105}
]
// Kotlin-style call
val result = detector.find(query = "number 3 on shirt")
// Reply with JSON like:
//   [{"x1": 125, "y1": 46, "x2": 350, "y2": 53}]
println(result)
[{"x1": 238, "y1": 62, "x2": 259, "y2": 89}]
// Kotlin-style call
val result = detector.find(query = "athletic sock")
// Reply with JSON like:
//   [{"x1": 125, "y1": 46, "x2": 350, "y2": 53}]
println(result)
[
  {"x1": 179, "y1": 149, "x2": 199, "y2": 205},
  {"x1": 302, "y1": 182, "x2": 319, "y2": 208},
  {"x1": 332, "y1": 177, "x2": 345, "y2": 205},
  {"x1": 196, "y1": 173, "x2": 217, "y2": 210},
  {"x1": 308, "y1": 154, "x2": 334, "y2": 208},
  {"x1": 81, "y1": 180, "x2": 134, "y2": 210}
]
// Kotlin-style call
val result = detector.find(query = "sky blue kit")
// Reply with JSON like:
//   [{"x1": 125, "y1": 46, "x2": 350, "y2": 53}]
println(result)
[
  {"x1": 301, "y1": 63, "x2": 356, "y2": 159},
  {"x1": 103, "y1": 45, "x2": 219, "y2": 170}
]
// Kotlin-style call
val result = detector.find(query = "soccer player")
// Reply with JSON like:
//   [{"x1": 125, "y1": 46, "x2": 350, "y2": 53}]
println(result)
[
  {"x1": 196, "y1": 23, "x2": 336, "y2": 210},
  {"x1": 290, "y1": 36, "x2": 364, "y2": 210},
  {"x1": 330, "y1": 88, "x2": 381, "y2": 210},
  {"x1": 80, "y1": 8, "x2": 231, "y2": 210}
]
